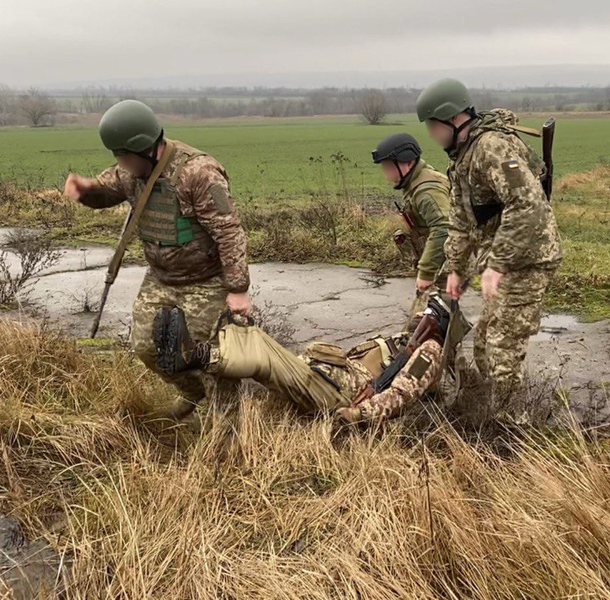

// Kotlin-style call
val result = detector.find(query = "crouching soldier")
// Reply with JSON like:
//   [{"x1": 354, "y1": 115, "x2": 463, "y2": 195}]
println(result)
[
  {"x1": 372, "y1": 133, "x2": 451, "y2": 295},
  {"x1": 152, "y1": 292, "x2": 471, "y2": 426}
]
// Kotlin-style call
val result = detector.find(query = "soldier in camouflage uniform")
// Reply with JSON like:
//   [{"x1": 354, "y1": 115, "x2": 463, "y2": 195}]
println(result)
[
  {"x1": 372, "y1": 133, "x2": 450, "y2": 292},
  {"x1": 151, "y1": 291, "x2": 468, "y2": 426},
  {"x1": 63, "y1": 100, "x2": 250, "y2": 418},
  {"x1": 416, "y1": 79, "x2": 562, "y2": 425}
]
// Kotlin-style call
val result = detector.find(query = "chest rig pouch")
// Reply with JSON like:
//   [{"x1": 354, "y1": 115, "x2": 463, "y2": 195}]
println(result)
[
  {"x1": 347, "y1": 334, "x2": 406, "y2": 378},
  {"x1": 138, "y1": 154, "x2": 207, "y2": 246},
  {"x1": 458, "y1": 111, "x2": 545, "y2": 229}
]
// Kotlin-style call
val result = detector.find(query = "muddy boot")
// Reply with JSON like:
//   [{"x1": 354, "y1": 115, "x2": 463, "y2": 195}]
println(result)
[
  {"x1": 492, "y1": 381, "x2": 531, "y2": 430},
  {"x1": 154, "y1": 306, "x2": 211, "y2": 375}
]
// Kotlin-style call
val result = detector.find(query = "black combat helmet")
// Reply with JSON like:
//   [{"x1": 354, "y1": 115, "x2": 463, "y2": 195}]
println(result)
[
  {"x1": 372, "y1": 133, "x2": 422, "y2": 189},
  {"x1": 372, "y1": 133, "x2": 421, "y2": 164}
]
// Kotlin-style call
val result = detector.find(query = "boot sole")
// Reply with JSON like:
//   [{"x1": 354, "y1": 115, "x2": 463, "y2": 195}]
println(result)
[{"x1": 153, "y1": 307, "x2": 178, "y2": 375}]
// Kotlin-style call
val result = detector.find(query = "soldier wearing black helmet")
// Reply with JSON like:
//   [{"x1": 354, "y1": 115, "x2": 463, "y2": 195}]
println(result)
[
  {"x1": 372, "y1": 133, "x2": 450, "y2": 293},
  {"x1": 63, "y1": 100, "x2": 250, "y2": 419}
]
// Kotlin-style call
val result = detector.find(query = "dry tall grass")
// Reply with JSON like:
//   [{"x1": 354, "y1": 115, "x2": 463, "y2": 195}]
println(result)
[{"x1": 1, "y1": 319, "x2": 610, "y2": 598}]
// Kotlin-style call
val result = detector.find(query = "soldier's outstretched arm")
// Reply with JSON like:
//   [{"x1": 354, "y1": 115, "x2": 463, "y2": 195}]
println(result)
[{"x1": 64, "y1": 166, "x2": 129, "y2": 209}]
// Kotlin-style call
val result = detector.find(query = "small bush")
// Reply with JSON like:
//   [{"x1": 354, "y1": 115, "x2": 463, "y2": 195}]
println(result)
[{"x1": 0, "y1": 229, "x2": 61, "y2": 305}]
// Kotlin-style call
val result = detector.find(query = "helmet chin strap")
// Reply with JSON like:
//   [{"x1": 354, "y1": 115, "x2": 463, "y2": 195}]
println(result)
[
  {"x1": 393, "y1": 157, "x2": 420, "y2": 190},
  {"x1": 135, "y1": 130, "x2": 164, "y2": 170},
  {"x1": 439, "y1": 108, "x2": 478, "y2": 154}
]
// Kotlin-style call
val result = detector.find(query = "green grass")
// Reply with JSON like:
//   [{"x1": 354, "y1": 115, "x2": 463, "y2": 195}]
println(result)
[
  {"x1": 545, "y1": 166, "x2": 610, "y2": 319},
  {"x1": 2, "y1": 114, "x2": 610, "y2": 319},
  {"x1": 1, "y1": 114, "x2": 610, "y2": 200}
]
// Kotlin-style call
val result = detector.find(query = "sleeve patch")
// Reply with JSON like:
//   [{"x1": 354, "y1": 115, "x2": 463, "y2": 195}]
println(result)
[
  {"x1": 501, "y1": 159, "x2": 526, "y2": 189},
  {"x1": 209, "y1": 183, "x2": 231, "y2": 215},
  {"x1": 407, "y1": 354, "x2": 432, "y2": 381}
]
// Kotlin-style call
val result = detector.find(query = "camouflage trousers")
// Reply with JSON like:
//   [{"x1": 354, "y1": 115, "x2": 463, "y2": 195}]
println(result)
[
  {"x1": 132, "y1": 272, "x2": 235, "y2": 404},
  {"x1": 356, "y1": 340, "x2": 442, "y2": 422},
  {"x1": 473, "y1": 267, "x2": 555, "y2": 424}
]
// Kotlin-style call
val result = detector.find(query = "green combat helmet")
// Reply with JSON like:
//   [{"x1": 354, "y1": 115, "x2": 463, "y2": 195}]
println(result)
[
  {"x1": 372, "y1": 132, "x2": 422, "y2": 189},
  {"x1": 416, "y1": 79, "x2": 478, "y2": 153},
  {"x1": 99, "y1": 100, "x2": 163, "y2": 165}
]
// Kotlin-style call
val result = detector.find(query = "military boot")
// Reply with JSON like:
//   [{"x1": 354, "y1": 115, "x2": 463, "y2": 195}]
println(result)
[{"x1": 153, "y1": 306, "x2": 211, "y2": 375}]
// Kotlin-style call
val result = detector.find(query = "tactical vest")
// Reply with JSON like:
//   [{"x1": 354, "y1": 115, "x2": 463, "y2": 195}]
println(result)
[
  {"x1": 304, "y1": 338, "x2": 394, "y2": 381},
  {"x1": 138, "y1": 149, "x2": 209, "y2": 246},
  {"x1": 400, "y1": 165, "x2": 451, "y2": 262},
  {"x1": 453, "y1": 110, "x2": 545, "y2": 228}
]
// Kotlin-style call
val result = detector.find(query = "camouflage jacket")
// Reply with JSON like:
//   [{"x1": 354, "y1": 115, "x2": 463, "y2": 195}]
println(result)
[
  {"x1": 445, "y1": 110, "x2": 562, "y2": 276},
  {"x1": 79, "y1": 140, "x2": 250, "y2": 293},
  {"x1": 398, "y1": 160, "x2": 450, "y2": 281},
  {"x1": 301, "y1": 341, "x2": 372, "y2": 400}
]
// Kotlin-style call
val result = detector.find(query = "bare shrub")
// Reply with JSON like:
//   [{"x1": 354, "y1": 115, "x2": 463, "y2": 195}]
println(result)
[
  {"x1": 299, "y1": 199, "x2": 339, "y2": 249},
  {"x1": 81, "y1": 87, "x2": 112, "y2": 114},
  {"x1": 0, "y1": 229, "x2": 61, "y2": 305},
  {"x1": 250, "y1": 286, "x2": 296, "y2": 347},
  {"x1": 63, "y1": 284, "x2": 102, "y2": 315},
  {"x1": 19, "y1": 88, "x2": 57, "y2": 127},
  {"x1": 0, "y1": 84, "x2": 16, "y2": 126},
  {"x1": 359, "y1": 89, "x2": 387, "y2": 125}
]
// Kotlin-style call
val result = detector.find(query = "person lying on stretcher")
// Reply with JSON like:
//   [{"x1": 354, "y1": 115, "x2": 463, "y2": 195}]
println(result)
[{"x1": 152, "y1": 291, "x2": 471, "y2": 425}]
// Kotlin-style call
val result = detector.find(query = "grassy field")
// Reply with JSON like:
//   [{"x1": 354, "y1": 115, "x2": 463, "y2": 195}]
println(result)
[
  {"x1": 2, "y1": 118, "x2": 610, "y2": 597},
  {"x1": 2, "y1": 320, "x2": 610, "y2": 599},
  {"x1": 1, "y1": 114, "x2": 610, "y2": 318},
  {"x1": 1, "y1": 114, "x2": 610, "y2": 197}
]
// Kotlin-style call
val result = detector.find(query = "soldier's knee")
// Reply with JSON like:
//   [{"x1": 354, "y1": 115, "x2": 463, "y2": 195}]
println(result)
[
  {"x1": 170, "y1": 371, "x2": 207, "y2": 401},
  {"x1": 132, "y1": 337, "x2": 157, "y2": 370}
]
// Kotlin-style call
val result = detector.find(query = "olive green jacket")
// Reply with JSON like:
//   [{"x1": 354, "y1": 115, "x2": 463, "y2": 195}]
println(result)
[{"x1": 398, "y1": 160, "x2": 451, "y2": 281}]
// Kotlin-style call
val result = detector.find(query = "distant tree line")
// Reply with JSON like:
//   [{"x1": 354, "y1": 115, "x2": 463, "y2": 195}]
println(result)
[{"x1": 0, "y1": 83, "x2": 609, "y2": 127}]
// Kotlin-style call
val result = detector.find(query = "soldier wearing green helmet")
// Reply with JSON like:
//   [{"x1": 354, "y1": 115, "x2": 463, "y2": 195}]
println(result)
[
  {"x1": 416, "y1": 79, "x2": 479, "y2": 155},
  {"x1": 416, "y1": 78, "x2": 562, "y2": 427},
  {"x1": 372, "y1": 132, "x2": 450, "y2": 294},
  {"x1": 63, "y1": 100, "x2": 250, "y2": 419},
  {"x1": 98, "y1": 99, "x2": 164, "y2": 166}
]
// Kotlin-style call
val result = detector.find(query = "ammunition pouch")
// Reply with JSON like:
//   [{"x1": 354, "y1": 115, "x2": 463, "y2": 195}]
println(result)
[{"x1": 472, "y1": 201, "x2": 503, "y2": 226}]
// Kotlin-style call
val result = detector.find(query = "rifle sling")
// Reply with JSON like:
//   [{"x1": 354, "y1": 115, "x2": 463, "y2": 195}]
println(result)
[
  {"x1": 105, "y1": 140, "x2": 177, "y2": 284},
  {"x1": 506, "y1": 124, "x2": 542, "y2": 138}
]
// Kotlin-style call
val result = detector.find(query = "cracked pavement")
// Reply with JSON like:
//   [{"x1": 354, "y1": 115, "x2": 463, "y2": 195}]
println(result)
[{"x1": 2, "y1": 238, "x2": 609, "y2": 416}]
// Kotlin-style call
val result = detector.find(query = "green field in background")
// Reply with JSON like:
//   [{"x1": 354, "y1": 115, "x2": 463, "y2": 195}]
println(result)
[{"x1": 1, "y1": 114, "x2": 609, "y2": 200}]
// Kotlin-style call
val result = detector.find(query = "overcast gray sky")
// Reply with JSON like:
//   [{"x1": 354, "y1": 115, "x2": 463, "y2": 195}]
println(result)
[{"x1": 1, "y1": 0, "x2": 609, "y2": 88}]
